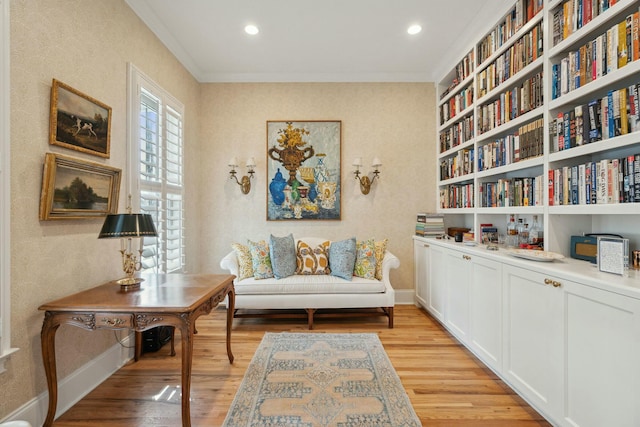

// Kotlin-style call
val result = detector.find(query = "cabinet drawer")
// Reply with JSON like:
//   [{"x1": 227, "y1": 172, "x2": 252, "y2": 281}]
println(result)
[{"x1": 96, "y1": 313, "x2": 133, "y2": 329}]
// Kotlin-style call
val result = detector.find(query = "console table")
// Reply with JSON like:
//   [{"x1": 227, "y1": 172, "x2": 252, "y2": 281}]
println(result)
[{"x1": 38, "y1": 273, "x2": 235, "y2": 427}]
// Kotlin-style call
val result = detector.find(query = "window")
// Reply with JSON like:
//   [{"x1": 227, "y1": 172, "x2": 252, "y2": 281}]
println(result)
[
  {"x1": 0, "y1": 0, "x2": 17, "y2": 372},
  {"x1": 128, "y1": 64, "x2": 185, "y2": 274}
]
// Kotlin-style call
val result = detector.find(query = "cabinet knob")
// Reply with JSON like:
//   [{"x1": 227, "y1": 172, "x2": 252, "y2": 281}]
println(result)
[
  {"x1": 544, "y1": 278, "x2": 553, "y2": 285},
  {"x1": 552, "y1": 280, "x2": 562, "y2": 288},
  {"x1": 424, "y1": 244, "x2": 429, "y2": 248},
  {"x1": 463, "y1": 255, "x2": 471, "y2": 260}
]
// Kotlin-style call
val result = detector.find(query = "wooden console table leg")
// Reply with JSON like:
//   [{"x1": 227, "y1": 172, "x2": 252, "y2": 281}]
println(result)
[
  {"x1": 135, "y1": 331, "x2": 142, "y2": 361},
  {"x1": 180, "y1": 322, "x2": 194, "y2": 427},
  {"x1": 41, "y1": 313, "x2": 60, "y2": 427},
  {"x1": 226, "y1": 289, "x2": 235, "y2": 363}
]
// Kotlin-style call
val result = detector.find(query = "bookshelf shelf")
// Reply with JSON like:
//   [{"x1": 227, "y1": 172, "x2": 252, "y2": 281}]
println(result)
[{"x1": 435, "y1": 0, "x2": 640, "y2": 257}]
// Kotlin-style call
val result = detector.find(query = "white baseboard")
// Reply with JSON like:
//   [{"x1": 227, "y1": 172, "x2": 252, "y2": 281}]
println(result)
[{"x1": 2, "y1": 334, "x2": 133, "y2": 426}]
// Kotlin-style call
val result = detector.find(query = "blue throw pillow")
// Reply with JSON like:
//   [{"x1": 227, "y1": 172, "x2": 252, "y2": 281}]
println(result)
[
  {"x1": 269, "y1": 234, "x2": 297, "y2": 279},
  {"x1": 329, "y1": 237, "x2": 357, "y2": 281}
]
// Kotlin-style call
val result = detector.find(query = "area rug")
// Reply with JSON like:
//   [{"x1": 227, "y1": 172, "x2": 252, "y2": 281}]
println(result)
[{"x1": 222, "y1": 332, "x2": 421, "y2": 427}]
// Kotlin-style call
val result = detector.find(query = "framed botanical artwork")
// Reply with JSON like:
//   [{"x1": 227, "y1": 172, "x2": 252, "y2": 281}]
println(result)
[
  {"x1": 39, "y1": 153, "x2": 121, "y2": 220},
  {"x1": 266, "y1": 120, "x2": 341, "y2": 220},
  {"x1": 49, "y1": 79, "x2": 112, "y2": 158}
]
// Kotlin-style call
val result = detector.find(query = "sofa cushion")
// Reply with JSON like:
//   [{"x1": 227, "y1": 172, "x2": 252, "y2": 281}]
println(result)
[
  {"x1": 296, "y1": 240, "x2": 331, "y2": 275},
  {"x1": 329, "y1": 237, "x2": 356, "y2": 280},
  {"x1": 374, "y1": 238, "x2": 388, "y2": 280},
  {"x1": 269, "y1": 234, "x2": 297, "y2": 279},
  {"x1": 234, "y1": 274, "x2": 386, "y2": 295},
  {"x1": 354, "y1": 238, "x2": 376, "y2": 279},
  {"x1": 231, "y1": 243, "x2": 254, "y2": 280},
  {"x1": 248, "y1": 239, "x2": 274, "y2": 279}
]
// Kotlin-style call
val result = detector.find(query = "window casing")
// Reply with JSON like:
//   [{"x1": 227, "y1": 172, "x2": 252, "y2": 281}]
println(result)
[{"x1": 128, "y1": 64, "x2": 185, "y2": 274}]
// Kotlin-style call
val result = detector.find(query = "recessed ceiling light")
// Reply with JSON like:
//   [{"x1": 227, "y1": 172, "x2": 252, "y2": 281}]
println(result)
[
  {"x1": 245, "y1": 25, "x2": 259, "y2": 35},
  {"x1": 407, "y1": 24, "x2": 422, "y2": 35}
]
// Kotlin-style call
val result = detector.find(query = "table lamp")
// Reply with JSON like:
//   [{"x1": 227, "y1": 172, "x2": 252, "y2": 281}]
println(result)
[{"x1": 98, "y1": 205, "x2": 157, "y2": 291}]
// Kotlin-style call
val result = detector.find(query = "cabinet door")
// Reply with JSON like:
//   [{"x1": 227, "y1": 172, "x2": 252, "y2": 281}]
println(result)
[
  {"x1": 563, "y1": 282, "x2": 640, "y2": 427},
  {"x1": 445, "y1": 249, "x2": 470, "y2": 342},
  {"x1": 503, "y1": 265, "x2": 563, "y2": 423},
  {"x1": 428, "y1": 243, "x2": 447, "y2": 322},
  {"x1": 468, "y1": 255, "x2": 502, "y2": 372},
  {"x1": 413, "y1": 240, "x2": 430, "y2": 310}
]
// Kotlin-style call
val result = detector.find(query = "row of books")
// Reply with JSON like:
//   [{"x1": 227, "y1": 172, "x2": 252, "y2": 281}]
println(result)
[
  {"x1": 439, "y1": 115, "x2": 474, "y2": 153},
  {"x1": 440, "y1": 148, "x2": 475, "y2": 181},
  {"x1": 478, "y1": 72, "x2": 543, "y2": 135},
  {"x1": 439, "y1": 85, "x2": 474, "y2": 125},
  {"x1": 415, "y1": 213, "x2": 445, "y2": 237},
  {"x1": 548, "y1": 155, "x2": 640, "y2": 205},
  {"x1": 477, "y1": 21, "x2": 544, "y2": 99},
  {"x1": 439, "y1": 183, "x2": 474, "y2": 209},
  {"x1": 551, "y1": 11, "x2": 640, "y2": 99},
  {"x1": 440, "y1": 50, "x2": 475, "y2": 101},
  {"x1": 478, "y1": 118, "x2": 544, "y2": 171},
  {"x1": 477, "y1": 0, "x2": 544, "y2": 64},
  {"x1": 480, "y1": 175, "x2": 545, "y2": 207},
  {"x1": 550, "y1": 83, "x2": 640, "y2": 152},
  {"x1": 552, "y1": 0, "x2": 625, "y2": 46}
]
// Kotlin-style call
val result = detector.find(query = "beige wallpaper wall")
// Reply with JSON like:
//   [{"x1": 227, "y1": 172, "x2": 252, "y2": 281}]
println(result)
[
  {"x1": 198, "y1": 82, "x2": 436, "y2": 290},
  {"x1": 3, "y1": 0, "x2": 200, "y2": 418}
]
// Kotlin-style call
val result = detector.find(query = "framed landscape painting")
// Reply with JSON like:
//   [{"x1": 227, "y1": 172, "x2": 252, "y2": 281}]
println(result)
[
  {"x1": 266, "y1": 120, "x2": 341, "y2": 220},
  {"x1": 49, "y1": 79, "x2": 112, "y2": 158},
  {"x1": 39, "y1": 153, "x2": 121, "y2": 220}
]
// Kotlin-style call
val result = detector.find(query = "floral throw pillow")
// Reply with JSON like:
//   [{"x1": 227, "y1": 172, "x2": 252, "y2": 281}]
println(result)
[
  {"x1": 231, "y1": 243, "x2": 254, "y2": 281},
  {"x1": 354, "y1": 238, "x2": 377, "y2": 279},
  {"x1": 247, "y1": 239, "x2": 274, "y2": 280},
  {"x1": 374, "y1": 239, "x2": 388, "y2": 280},
  {"x1": 296, "y1": 240, "x2": 331, "y2": 275}
]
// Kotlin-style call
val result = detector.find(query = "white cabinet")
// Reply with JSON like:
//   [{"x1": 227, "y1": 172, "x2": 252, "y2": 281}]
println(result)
[
  {"x1": 413, "y1": 239, "x2": 429, "y2": 309},
  {"x1": 467, "y1": 254, "x2": 502, "y2": 372},
  {"x1": 502, "y1": 264, "x2": 564, "y2": 423},
  {"x1": 563, "y1": 281, "x2": 640, "y2": 427},
  {"x1": 444, "y1": 249, "x2": 470, "y2": 341},
  {"x1": 427, "y1": 242, "x2": 447, "y2": 322}
]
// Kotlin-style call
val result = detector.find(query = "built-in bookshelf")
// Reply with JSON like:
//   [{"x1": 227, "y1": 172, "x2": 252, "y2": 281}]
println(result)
[{"x1": 435, "y1": 0, "x2": 640, "y2": 256}]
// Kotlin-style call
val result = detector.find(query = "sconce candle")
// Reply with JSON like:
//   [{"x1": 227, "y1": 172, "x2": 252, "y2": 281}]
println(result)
[
  {"x1": 229, "y1": 157, "x2": 256, "y2": 194},
  {"x1": 353, "y1": 157, "x2": 381, "y2": 195}
]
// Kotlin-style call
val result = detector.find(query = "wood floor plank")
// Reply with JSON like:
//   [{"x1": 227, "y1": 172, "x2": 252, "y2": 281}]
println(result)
[{"x1": 52, "y1": 305, "x2": 551, "y2": 426}]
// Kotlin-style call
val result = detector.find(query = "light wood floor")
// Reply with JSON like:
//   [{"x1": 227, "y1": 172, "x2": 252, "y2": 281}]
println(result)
[{"x1": 53, "y1": 305, "x2": 551, "y2": 426}]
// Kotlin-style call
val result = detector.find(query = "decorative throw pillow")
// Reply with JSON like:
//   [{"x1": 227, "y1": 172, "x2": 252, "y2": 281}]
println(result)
[
  {"x1": 354, "y1": 238, "x2": 377, "y2": 279},
  {"x1": 296, "y1": 240, "x2": 331, "y2": 275},
  {"x1": 231, "y1": 243, "x2": 254, "y2": 281},
  {"x1": 269, "y1": 234, "x2": 297, "y2": 279},
  {"x1": 329, "y1": 237, "x2": 356, "y2": 281},
  {"x1": 247, "y1": 239, "x2": 274, "y2": 279},
  {"x1": 374, "y1": 239, "x2": 388, "y2": 280}
]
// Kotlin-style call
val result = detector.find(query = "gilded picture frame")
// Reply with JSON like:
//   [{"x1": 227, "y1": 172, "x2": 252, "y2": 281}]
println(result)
[
  {"x1": 49, "y1": 79, "x2": 112, "y2": 158},
  {"x1": 266, "y1": 120, "x2": 341, "y2": 220},
  {"x1": 39, "y1": 153, "x2": 121, "y2": 220}
]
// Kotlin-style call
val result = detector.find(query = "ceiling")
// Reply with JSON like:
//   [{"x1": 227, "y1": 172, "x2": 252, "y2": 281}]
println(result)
[{"x1": 125, "y1": 0, "x2": 513, "y2": 83}]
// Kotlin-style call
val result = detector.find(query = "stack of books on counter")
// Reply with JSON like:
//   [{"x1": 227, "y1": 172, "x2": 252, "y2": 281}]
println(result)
[{"x1": 416, "y1": 213, "x2": 445, "y2": 237}]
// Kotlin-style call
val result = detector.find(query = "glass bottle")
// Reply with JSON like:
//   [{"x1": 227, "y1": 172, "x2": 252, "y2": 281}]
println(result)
[
  {"x1": 529, "y1": 215, "x2": 543, "y2": 246},
  {"x1": 518, "y1": 221, "x2": 530, "y2": 246},
  {"x1": 506, "y1": 214, "x2": 518, "y2": 247}
]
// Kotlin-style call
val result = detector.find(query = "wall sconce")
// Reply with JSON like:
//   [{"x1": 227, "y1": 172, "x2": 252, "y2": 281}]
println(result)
[
  {"x1": 353, "y1": 157, "x2": 382, "y2": 195},
  {"x1": 229, "y1": 157, "x2": 256, "y2": 194}
]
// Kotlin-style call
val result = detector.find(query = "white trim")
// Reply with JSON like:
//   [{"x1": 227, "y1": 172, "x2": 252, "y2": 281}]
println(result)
[
  {"x1": 0, "y1": 335, "x2": 134, "y2": 425},
  {"x1": 0, "y1": 0, "x2": 18, "y2": 374}
]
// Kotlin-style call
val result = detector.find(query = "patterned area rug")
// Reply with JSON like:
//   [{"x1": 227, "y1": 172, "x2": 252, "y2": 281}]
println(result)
[{"x1": 222, "y1": 332, "x2": 421, "y2": 427}]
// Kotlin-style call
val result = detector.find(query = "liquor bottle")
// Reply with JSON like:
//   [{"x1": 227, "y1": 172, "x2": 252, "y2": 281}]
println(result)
[
  {"x1": 518, "y1": 220, "x2": 530, "y2": 246},
  {"x1": 529, "y1": 215, "x2": 543, "y2": 245},
  {"x1": 506, "y1": 214, "x2": 518, "y2": 247}
]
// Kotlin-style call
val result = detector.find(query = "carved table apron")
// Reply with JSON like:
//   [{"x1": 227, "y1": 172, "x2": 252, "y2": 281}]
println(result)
[{"x1": 38, "y1": 273, "x2": 235, "y2": 427}]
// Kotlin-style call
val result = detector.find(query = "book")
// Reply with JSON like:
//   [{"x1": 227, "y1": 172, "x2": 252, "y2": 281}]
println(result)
[
  {"x1": 575, "y1": 104, "x2": 584, "y2": 145},
  {"x1": 588, "y1": 99, "x2": 602, "y2": 142}
]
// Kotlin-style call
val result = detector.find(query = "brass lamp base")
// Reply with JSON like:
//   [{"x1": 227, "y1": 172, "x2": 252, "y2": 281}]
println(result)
[{"x1": 116, "y1": 276, "x2": 144, "y2": 291}]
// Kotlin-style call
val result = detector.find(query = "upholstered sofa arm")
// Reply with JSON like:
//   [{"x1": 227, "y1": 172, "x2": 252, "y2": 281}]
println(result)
[{"x1": 220, "y1": 250, "x2": 239, "y2": 278}]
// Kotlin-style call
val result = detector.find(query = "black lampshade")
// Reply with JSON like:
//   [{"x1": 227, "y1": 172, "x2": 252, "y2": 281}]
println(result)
[{"x1": 98, "y1": 214, "x2": 157, "y2": 239}]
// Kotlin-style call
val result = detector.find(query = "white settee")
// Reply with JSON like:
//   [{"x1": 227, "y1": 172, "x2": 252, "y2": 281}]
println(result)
[{"x1": 220, "y1": 237, "x2": 400, "y2": 329}]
